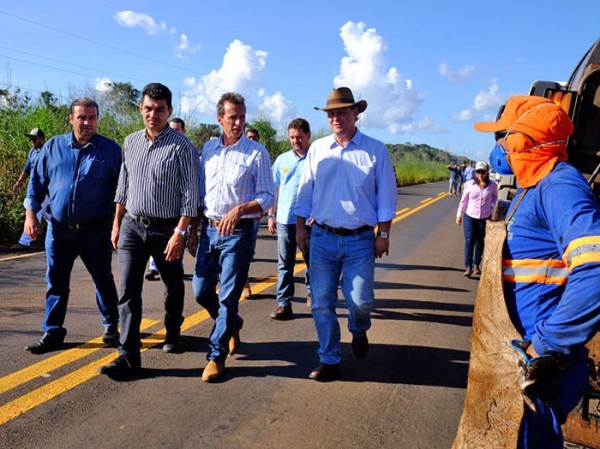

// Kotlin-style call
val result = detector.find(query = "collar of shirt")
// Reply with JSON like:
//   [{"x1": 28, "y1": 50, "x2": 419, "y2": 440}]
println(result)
[
  {"x1": 327, "y1": 128, "x2": 363, "y2": 150},
  {"x1": 143, "y1": 125, "x2": 173, "y2": 143},
  {"x1": 68, "y1": 132, "x2": 96, "y2": 150}
]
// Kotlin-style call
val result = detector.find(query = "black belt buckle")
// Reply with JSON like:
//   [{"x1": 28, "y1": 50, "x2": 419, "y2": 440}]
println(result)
[
  {"x1": 67, "y1": 217, "x2": 107, "y2": 231},
  {"x1": 129, "y1": 214, "x2": 178, "y2": 227},
  {"x1": 317, "y1": 222, "x2": 372, "y2": 236}
]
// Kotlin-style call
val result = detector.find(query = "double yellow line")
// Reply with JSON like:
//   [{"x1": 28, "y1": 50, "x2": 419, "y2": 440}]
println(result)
[{"x1": 0, "y1": 191, "x2": 448, "y2": 426}]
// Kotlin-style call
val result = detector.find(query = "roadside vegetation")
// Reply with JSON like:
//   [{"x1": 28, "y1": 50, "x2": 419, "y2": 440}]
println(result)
[{"x1": 0, "y1": 85, "x2": 464, "y2": 245}]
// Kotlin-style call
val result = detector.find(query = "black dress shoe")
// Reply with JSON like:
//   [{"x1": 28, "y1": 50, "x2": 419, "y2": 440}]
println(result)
[
  {"x1": 309, "y1": 362, "x2": 341, "y2": 381},
  {"x1": 163, "y1": 340, "x2": 184, "y2": 353},
  {"x1": 102, "y1": 327, "x2": 120, "y2": 344},
  {"x1": 352, "y1": 335, "x2": 369, "y2": 359},
  {"x1": 270, "y1": 305, "x2": 293, "y2": 321},
  {"x1": 25, "y1": 329, "x2": 67, "y2": 354},
  {"x1": 145, "y1": 269, "x2": 159, "y2": 281},
  {"x1": 98, "y1": 354, "x2": 141, "y2": 378}
]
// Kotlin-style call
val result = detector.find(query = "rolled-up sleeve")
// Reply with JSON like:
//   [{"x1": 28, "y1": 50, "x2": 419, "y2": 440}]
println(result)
[{"x1": 375, "y1": 145, "x2": 397, "y2": 222}]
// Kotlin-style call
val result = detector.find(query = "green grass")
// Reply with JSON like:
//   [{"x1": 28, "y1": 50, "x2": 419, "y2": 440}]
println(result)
[{"x1": 395, "y1": 154, "x2": 449, "y2": 187}]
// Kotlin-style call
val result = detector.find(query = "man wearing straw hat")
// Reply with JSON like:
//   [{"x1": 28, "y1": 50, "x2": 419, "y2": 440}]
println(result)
[{"x1": 295, "y1": 87, "x2": 397, "y2": 381}]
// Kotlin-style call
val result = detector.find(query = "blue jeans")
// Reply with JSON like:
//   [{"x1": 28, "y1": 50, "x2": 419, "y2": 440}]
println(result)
[
  {"x1": 463, "y1": 214, "x2": 487, "y2": 268},
  {"x1": 43, "y1": 218, "x2": 118, "y2": 335},
  {"x1": 117, "y1": 215, "x2": 185, "y2": 356},
  {"x1": 193, "y1": 220, "x2": 254, "y2": 363},
  {"x1": 310, "y1": 225, "x2": 375, "y2": 365},
  {"x1": 276, "y1": 222, "x2": 310, "y2": 307}
]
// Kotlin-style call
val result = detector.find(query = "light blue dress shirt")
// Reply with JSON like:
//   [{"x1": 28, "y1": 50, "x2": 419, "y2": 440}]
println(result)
[
  {"x1": 295, "y1": 129, "x2": 397, "y2": 228},
  {"x1": 272, "y1": 149, "x2": 307, "y2": 225}
]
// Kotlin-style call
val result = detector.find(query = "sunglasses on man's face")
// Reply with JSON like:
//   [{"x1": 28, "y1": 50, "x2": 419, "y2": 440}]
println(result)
[{"x1": 476, "y1": 170, "x2": 487, "y2": 174}]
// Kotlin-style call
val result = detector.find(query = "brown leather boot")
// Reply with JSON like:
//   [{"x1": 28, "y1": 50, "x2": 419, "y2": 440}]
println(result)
[{"x1": 202, "y1": 361, "x2": 225, "y2": 382}]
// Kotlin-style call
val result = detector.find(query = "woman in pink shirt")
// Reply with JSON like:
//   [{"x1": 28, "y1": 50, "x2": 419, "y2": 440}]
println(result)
[{"x1": 456, "y1": 161, "x2": 498, "y2": 277}]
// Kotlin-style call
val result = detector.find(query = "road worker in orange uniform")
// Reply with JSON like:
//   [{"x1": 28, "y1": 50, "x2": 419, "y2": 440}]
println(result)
[{"x1": 458, "y1": 95, "x2": 600, "y2": 448}]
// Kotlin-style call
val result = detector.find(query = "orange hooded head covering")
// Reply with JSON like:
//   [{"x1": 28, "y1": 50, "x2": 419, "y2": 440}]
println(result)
[{"x1": 474, "y1": 95, "x2": 574, "y2": 188}]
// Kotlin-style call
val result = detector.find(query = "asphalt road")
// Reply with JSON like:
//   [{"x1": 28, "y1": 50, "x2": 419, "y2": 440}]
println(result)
[{"x1": 0, "y1": 181, "x2": 477, "y2": 449}]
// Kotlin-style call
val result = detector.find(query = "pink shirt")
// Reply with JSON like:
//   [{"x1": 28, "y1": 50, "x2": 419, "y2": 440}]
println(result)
[{"x1": 456, "y1": 180, "x2": 498, "y2": 219}]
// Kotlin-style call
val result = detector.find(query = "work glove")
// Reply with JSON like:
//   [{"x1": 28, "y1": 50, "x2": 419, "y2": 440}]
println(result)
[{"x1": 511, "y1": 339, "x2": 561, "y2": 413}]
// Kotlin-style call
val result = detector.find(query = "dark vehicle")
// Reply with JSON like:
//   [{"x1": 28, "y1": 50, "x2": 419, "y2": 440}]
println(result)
[{"x1": 493, "y1": 38, "x2": 600, "y2": 448}]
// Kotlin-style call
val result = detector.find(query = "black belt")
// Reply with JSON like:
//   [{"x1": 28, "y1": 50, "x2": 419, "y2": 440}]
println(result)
[
  {"x1": 54, "y1": 217, "x2": 110, "y2": 230},
  {"x1": 126, "y1": 213, "x2": 179, "y2": 227},
  {"x1": 315, "y1": 222, "x2": 373, "y2": 236},
  {"x1": 208, "y1": 218, "x2": 254, "y2": 228}
]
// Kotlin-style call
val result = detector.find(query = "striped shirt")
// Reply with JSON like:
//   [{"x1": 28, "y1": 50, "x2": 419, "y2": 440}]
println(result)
[
  {"x1": 115, "y1": 126, "x2": 200, "y2": 218},
  {"x1": 200, "y1": 135, "x2": 275, "y2": 220}
]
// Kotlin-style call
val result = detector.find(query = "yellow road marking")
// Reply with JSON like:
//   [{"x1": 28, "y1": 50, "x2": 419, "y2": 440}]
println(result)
[
  {"x1": 0, "y1": 192, "x2": 446, "y2": 426},
  {"x1": 0, "y1": 251, "x2": 45, "y2": 263},
  {"x1": 0, "y1": 275, "x2": 278, "y2": 426},
  {"x1": 0, "y1": 318, "x2": 160, "y2": 396},
  {"x1": 393, "y1": 193, "x2": 449, "y2": 224}
]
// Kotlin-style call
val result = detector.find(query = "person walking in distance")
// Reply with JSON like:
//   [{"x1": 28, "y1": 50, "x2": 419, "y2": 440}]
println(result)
[
  {"x1": 456, "y1": 161, "x2": 498, "y2": 277},
  {"x1": 295, "y1": 87, "x2": 397, "y2": 381},
  {"x1": 268, "y1": 118, "x2": 312, "y2": 321},
  {"x1": 12, "y1": 128, "x2": 51, "y2": 250},
  {"x1": 23, "y1": 99, "x2": 121, "y2": 354}
]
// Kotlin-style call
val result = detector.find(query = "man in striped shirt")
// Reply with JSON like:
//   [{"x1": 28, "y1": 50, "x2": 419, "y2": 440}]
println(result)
[
  {"x1": 189, "y1": 92, "x2": 275, "y2": 382},
  {"x1": 99, "y1": 83, "x2": 200, "y2": 378}
]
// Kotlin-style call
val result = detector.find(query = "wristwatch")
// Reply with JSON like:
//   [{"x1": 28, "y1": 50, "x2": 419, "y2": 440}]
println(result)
[
  {"x1": 267, "y1": 213, "x2": 275, "y2": 219},
  {"x1": 174, "y1": 227, "x2": 189, "y2": 238},
  {"x1": 377, "y1": 231, "x2": 389, "y2": 239}
]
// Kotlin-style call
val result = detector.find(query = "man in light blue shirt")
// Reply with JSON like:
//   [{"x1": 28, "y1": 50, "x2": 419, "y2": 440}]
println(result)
[
  {"x1": 295, "y1": 87, "x2": 397, "y2": 381},
  {"x1": 267, "y1": 118, "x2": 312, "y2": 321}
]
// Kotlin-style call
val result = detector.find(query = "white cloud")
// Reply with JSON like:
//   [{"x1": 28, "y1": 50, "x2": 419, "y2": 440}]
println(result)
[
  {"x1": 115, "y1": 11, "x2": 201, "y2": 60},
  {"x1": 391, "y1": 117, "x2": 449, "y2": 134},
  {"x1": 94, "y1": 77, "x2": 113, "y2": 92},
  {"x1": 174, "y1": 34, "x2": 201, "y2": 60},
  {"x1": 333, "y1": 21, "x2": 429, "y2": 134},
  {"x1": 453, "y1": 78, "x2": 507, "y2": 121},
  {"x1": 259, "y1": 92, "x2": 296, "y2": 124},
  {"x1": 114, "y1": 11, "x2": 166, "y2": 35},
  {"x1": 181, "y1": 39, "x2": 290, "y2": 122},
  {"x1": 439, "y1": 61, "x2": 475, "y2": 83}
]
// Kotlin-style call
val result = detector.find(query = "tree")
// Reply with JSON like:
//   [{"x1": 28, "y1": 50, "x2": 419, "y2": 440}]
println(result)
[
  {"x1": 247, "y1": 117, "x2": 278, "y2": 160},
  {"x1": 99, "y1": 82, "x2": 141, "y2": 123},
  {"x1": 188, "y1": 123, "x2": 221, "y2": 150}
]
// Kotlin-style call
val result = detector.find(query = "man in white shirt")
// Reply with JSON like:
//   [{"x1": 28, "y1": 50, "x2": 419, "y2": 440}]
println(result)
[
  {"x1": 295, "y1": 87, "x2": 397, "y2": 381},
  {"x1": 189, "y1": 92, "x2": 275, "y2": 382}
]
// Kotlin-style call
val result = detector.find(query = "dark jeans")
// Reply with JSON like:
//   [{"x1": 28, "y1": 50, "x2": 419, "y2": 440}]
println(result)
[
  {"x1": 463, "y1": 214, "x2": 487, "y2": 268},
  {"x1": 43, "y1": 218, "x2": 119, "y2": 335},
  {"x1": 117, "y1": 215, "x2": 185, "y2": 357}
]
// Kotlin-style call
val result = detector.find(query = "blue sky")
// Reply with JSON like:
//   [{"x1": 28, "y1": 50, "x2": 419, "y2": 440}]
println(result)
[{"x1": 0, "y1": 0, "x2": 598, "y2": 160}]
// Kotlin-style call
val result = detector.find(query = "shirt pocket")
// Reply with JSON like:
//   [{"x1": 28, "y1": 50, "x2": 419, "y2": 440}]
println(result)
[
  {"x1": 81, "y1": 158, "x2": 110, "y2": 183},
  {"x1": 226, "y1": 163, "x2": 251, "y2": 185}
]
